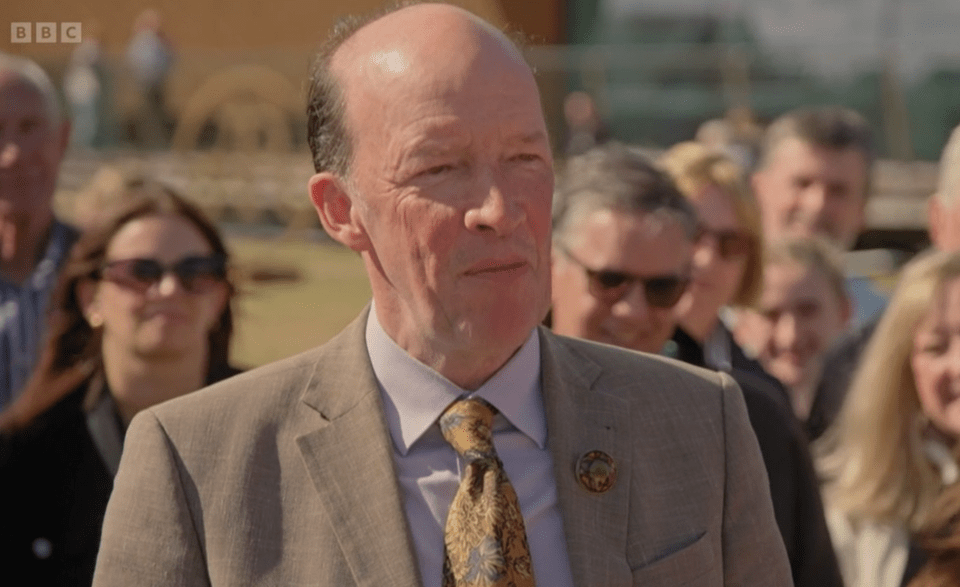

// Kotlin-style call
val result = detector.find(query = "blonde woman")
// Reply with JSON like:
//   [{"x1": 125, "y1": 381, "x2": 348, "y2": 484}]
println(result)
[
  {"x1": 660, "y1": 142, "x2": 767, "y2": 376},
  {"x1": 662, "y1": 143, "x2": 845, "y2": 587},
  {"x1": 818, "y1": 249, "x2": 960, "y2": 587}
]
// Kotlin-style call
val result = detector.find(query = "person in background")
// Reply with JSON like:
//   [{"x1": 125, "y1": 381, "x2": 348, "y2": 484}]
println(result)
[
  {"x1": 550, "y1": 143, "x2": 695, "y2": 355},
  {"x1": 752, "y1": 105, "x2": 873, "y2": 251},
  {"x1": 125, "y1": 9, "x2": 174, "y2": 147},
  {"x1": 93, "y1": 6, "x2": 790, "y2": 585},
  {"x1": 0, "y1": 180, "x2": 239, "y2": 585},
  {"x1": 815, "y1": 122, "x2": 960, "y2": 441},
  {"x1": 905, "y1": 461, "x2": 960, "y2": 587},
  {"x1": 694, "y1": 106, "x2": 763, "y2": 173},
  {"x1": 562, "y1": 91, "x2": 609, "y2": 157},
  {"x1": 0, "y1": 54, "x2": 78, "y2": 410},
  {"x1": 659, "y1": 141, "x2": 774, "y2": 385},
  {"x1": 751, "y1": 105, "x2": 884, "y2": 326},
  {"x1": 64, "y1": 20, "x2": 109, "y2": 149},
  {"x1": 550, "y1": 142, "x2": 843, "y2": 587},
  {"x1": 734, "y1": 237, "x2": 852, "y2": 437},
  {"x1": 817, "y1": 249, "x2": 960, "y2": 587}
]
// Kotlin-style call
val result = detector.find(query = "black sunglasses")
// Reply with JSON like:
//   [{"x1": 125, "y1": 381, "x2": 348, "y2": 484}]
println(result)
[
  {"x1": 559, "y1": 246, "x2": 689, "y2": 308},
  {"x1": 695, "y1": 225, "x2": 753, "y2": 260},
  {"x1": 98, "y1": 255, "x2": 227, "y2": 293}
]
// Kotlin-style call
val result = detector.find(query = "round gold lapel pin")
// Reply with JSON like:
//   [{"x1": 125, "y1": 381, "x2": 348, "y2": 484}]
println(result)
[{"x1": 576, "y1": 450, "x2": 617, "y2": 494}]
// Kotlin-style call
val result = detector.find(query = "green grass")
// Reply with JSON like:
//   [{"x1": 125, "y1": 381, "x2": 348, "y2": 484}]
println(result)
[{"x1": 226, "y1": 236, "x2": 371, "y2": 368}]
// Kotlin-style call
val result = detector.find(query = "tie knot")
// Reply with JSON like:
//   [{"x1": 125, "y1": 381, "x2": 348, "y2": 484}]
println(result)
[{"x1": 439, "y1": 398, "x2": 498, "y2": 459}]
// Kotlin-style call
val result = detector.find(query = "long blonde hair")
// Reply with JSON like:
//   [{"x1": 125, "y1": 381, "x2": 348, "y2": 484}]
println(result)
[{"x1": 817, "y1": 249, "x2": 960, "y2": 530}]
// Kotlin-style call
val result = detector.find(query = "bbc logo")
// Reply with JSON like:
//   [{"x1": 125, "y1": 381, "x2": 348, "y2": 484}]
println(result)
[{"x1": 10, "y1": 22, "x2": 82, "y2": 44}]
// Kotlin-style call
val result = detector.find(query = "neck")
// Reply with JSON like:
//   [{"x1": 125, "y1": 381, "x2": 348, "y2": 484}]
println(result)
[
  {"x1": 789, "y1": 380, "x2": 818, "y2": 422},
  {"x1": 371, "y1": 301, "x2": 525, "y2": 391},
  {"x1": 104, "y1": 348, "x2": 209, "y2": 425},
  {"x1": 678, "y1": 308, "x2": 719, "y2": 344},
  {"x1": 420, "y1": 344, "x2": 520, "y2": 391},
  {"x1": 0, "y1": 215, "x2": 54, "y2": 284}
]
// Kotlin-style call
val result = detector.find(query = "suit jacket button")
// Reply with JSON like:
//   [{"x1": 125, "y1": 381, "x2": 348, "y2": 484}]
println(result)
[{"x1": 576, "y1": 450, "x2": 617, "y2": 493}]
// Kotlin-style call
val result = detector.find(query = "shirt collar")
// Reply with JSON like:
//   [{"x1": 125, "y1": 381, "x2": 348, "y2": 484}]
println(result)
[{"x1": 365, "y1": 304, "x2": 545, "y2": 455}]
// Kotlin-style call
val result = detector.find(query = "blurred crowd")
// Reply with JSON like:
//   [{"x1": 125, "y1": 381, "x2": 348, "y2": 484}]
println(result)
[{"x1": 3, "y1": 14, "x2": 960, "y2": 585}]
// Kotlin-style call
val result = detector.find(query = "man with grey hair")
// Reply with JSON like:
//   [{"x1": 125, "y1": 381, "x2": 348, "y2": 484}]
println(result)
[
  {"x1": 95, "y1": 5, "x2": 790, "y2": 586},
  {"x1": 551, "y1": 142, "x2": 698, "y2": 353},
  {"x1": 0, "y1": 53, "x2": 77, "y2": 409},
  {"x1": 551, "y1": 142, "x2": 844, "y2": 587}
]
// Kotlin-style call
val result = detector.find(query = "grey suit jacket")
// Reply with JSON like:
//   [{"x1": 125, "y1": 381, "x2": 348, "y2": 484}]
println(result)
[{"x1": 93, "y1": 311, "x2": 791, "y2": 586}]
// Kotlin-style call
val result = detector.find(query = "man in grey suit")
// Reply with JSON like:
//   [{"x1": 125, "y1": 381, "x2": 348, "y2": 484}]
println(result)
[{"x1": 94, "y1": 4, "x2": 791, "y2": 586}]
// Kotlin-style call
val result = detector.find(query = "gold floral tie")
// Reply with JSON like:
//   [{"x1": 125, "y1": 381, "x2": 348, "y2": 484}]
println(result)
[{"x1": 439, "y1": 397, "x2": 535, "y2": 587}]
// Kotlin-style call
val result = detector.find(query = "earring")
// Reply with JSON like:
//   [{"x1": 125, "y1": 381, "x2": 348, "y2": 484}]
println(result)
[{"x1": 88, "y1": 313, "x2": 104, "y2": 328}]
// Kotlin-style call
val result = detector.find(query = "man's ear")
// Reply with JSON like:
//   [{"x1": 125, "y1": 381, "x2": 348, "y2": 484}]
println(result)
[{"x1": 308, "y1": 173, "x2": 370, "y2": 252}]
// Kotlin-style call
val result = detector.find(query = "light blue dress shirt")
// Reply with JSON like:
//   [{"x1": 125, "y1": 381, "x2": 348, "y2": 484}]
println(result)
[{"x1": 365, "y1": 307, "x2": 575, "y2": 587}]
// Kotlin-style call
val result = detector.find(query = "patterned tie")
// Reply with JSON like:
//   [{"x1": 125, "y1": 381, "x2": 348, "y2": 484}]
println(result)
[{"x1": 439, "y1": 397, "x2": 535, "y2": 587}]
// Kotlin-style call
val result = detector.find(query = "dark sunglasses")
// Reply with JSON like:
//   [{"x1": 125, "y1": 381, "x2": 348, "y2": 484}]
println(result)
[
  {"x1": 695, "y1": 225, "x2": 753, "y2": 260},
  {"x1": 559, "y1": 246, "x2": 689, "y2": 308},
  {"x1": 98, "y1": 255, "x2": 227, "y2": 293}
]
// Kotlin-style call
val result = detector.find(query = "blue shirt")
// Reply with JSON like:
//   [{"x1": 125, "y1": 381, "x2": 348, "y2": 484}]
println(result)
[{"x1": 0, "y1": 221, "x2": 76, "y2": 409}]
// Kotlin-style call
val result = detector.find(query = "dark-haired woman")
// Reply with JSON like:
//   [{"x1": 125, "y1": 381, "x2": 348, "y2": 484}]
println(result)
[{"x1": 0, "y1": 180, "x2": 240, "y2": 585}]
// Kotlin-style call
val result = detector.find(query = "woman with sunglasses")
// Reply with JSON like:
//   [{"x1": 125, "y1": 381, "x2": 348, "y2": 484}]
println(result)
[
  {"x1": 660, "y1": 142, "x2": 845, "y2": 587},
  {"x1": 0, "y1": 179, "x2": 239, "y2": 585},
  {"x1": 660, "y1": 141, "x2": 772, "y2": 381}
]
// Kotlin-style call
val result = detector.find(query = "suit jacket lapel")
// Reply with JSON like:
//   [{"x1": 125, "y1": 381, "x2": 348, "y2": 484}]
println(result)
[
  {"x1": 539, "y1": 328, "x2": 633, "y2": 586},
  {"x1": 295, "y1": 310, "x2": 422, "y2": 587}
]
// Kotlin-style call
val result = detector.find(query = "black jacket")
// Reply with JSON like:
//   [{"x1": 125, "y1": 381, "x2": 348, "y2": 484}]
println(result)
[{"x1": 0, "y1": 365, "x2": 241, "y2": 586}]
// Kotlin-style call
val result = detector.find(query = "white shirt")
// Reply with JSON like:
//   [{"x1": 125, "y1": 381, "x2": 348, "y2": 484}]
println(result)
[{"x1": 365, "y1": 308, "x2": 575, "y2": 587}]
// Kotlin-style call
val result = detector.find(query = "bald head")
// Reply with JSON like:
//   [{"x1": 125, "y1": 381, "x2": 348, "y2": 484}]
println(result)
[
  {"x1": 334, "y1": 4, "x2": 526, "y2": 79},
  {"x1": 0, "y1": 54, "x2": 62, "y2": 127},
  {"x1": 305, "y1": 3, "x2": 536, "y2": 178},
  {"x1": 0, "y1": 54, "x2": 70, "y2": 275}
]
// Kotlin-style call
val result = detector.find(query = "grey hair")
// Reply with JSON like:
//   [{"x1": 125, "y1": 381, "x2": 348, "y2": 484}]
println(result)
[
  {"x1": 0, "y1": 52, "x2": 62, "y2": 126},
  {"x1": 553, "y1": 142, "x2": 698, "y2": 245},
  {"x1": 935, "y1": 124, "x2": 960, "y2": 208}
]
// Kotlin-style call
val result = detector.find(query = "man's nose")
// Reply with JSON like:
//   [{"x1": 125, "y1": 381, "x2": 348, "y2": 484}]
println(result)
[
  {"x1": 0, "y1": 141, "x2": 20, "y2": 169},
  {"x1": 801, "y1": 183, "x2": 828, "y2": 215},
  {"x1": 693, "y1": 237, "x2": 718, "y2": 270},
  {"x1": 773, "y1": 313, "x2": 800, "y2": 349},
  {"x1": 611, "y1": 280, "x2": 652, "y2": 322},
  {"x1": 464, "y1": 172, "x2": 524, "y2": 236}
]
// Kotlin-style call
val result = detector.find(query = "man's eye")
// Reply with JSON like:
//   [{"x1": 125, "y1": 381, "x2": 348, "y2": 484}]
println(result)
[
  {"x1": 510, "y1": 153, "x2": 541, "y2": 163},
  {"x1": 761, "y1": 310, "x2": 779, "y2": 323},
  {"x1": 422, "y1": 164, "x2": 453, "y2": 176},
  {"x1": 18, "y1": 119, "x2": 39, "y2": 134}
]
